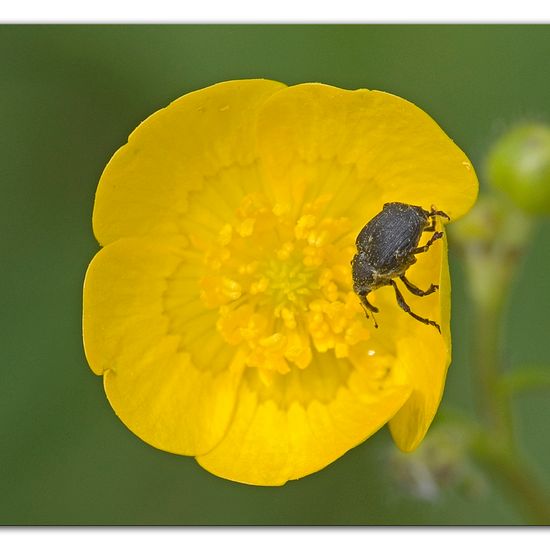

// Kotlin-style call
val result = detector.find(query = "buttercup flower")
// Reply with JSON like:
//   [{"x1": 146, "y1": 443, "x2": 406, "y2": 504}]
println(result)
[{"x1": 83, "y1": 80, "x2": 478, "y2": 485}]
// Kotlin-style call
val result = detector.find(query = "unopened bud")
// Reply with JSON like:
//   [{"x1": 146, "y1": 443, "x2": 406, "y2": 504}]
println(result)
[{"x1": 487, "y1": 124, "x2": 550, "y2": 215}]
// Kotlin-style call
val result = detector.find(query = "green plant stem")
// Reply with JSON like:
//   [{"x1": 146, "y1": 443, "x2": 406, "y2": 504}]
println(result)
[
  {"x1": 473, "y1": 435, "x2": 550, "y2": 525},
  {"x1": 452, "y1": 171, "x2": 549, "y2": 522},
  {"x1": 469, "y1": 256, "x2": 550, "y2": 524},
  {"x1": 472, "y1": 298, "x2": 514, "y2": 447}
]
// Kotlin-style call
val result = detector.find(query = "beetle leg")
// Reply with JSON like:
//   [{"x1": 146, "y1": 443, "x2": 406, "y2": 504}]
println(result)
[
  {"x1": 413, "y1": 231, "x2": 443, "y2": 254},
  {"x1": 400, "y1": 275, "x2": 438, "y2": 296},
  {"x1": 425, "y1": 208, "x2": 449, "y2": 232},
  {"x1": 358, "y1": 293, "x2": 379, "y2": 328},
  {"x1": 424, "y1": 218, "x2": 437, "y2": 232},
  {"x1": 389, "y1": 280, "x2": 441, "y2": 333},
  {"x1": 430, "y1": 206, "x2": 450, "y2": 221}
]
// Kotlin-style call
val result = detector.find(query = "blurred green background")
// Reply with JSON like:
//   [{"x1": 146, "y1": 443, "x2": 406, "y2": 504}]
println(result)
[{"x1": 2, "y1": 24, "x2": 549, "y2": 525}]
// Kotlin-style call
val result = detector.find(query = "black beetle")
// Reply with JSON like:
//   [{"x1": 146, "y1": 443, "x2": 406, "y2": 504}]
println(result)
[{"x1": 351, "y1": 202, "x2": 450, "y2": 332}]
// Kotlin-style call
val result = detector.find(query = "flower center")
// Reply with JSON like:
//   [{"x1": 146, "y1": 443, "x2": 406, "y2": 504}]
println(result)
[
  {"x1": 262, "y1": 255, "x2": 315, "y2": 309},
  {"x1": 198, "y1": 193, "x2": 372, "y2": 376}
]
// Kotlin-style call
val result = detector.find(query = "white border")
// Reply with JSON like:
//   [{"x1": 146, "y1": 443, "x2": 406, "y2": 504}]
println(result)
[
  {"x1": 0, "y1": 528, "x2": 548, "y2": 549},
  {"x1": 2, "y1": 1, "x2": 550, "y2": 23}
]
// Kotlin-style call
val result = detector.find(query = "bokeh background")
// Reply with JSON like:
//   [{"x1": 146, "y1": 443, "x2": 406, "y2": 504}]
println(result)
[{"x1": 2, "y1": 24, "x2": 549, "y2": 525}]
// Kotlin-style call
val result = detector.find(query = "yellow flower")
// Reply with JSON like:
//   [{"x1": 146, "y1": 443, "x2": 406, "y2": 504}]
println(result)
[{"x1": 83, "y1": 79, "x2": 478, "y2": 485}]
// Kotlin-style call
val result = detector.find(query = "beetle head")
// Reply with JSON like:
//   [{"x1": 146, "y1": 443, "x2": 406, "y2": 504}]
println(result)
[{"x1": 351, "y1": 252, "x2": 376, "y2": 295}]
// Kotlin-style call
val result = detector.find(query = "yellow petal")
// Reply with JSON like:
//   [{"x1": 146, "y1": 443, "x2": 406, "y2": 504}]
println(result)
[
  {"x1": 93, "y1": 79, "x2": 286, "y2": 246},
  {"x1": 197, "y1": 352, "x2": 411, "y2": 485},
  {"x1": 83, "y1": 237, "x2": 244, "y2": 455},
  {"x1": 257, "y1": 83, "x2": 478, "y2": 224},
  {"x1": 387, "y1": 234, "x2": 451, "y2": 451}
]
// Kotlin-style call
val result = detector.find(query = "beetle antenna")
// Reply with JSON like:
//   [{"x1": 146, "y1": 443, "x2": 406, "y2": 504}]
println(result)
[
  {"x1": 360, "y1": 303, "x2": 379, "y2": 328},
  {"x1": 371, "y1": 311, "x2": 378, "y2": 329}
]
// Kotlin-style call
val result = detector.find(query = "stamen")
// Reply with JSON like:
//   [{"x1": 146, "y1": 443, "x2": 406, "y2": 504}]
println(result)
[{"x1": 196, "y1": 193, "x2": 372, "y2": 376}]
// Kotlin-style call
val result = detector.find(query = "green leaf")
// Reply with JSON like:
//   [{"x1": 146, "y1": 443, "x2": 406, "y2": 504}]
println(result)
[{"x1": 498, "y1": 365, "x2": 550, "y2": 396}]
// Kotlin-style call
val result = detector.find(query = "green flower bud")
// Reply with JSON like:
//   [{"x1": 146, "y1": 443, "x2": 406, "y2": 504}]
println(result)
[{"x1": 487, "y1": 124, "x2": 550, "y2": 215}]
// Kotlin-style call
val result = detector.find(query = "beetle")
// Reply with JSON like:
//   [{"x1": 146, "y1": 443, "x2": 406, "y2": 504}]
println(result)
[{"x1": 351, "y1": 202, "x2": 450, "y2": 332}]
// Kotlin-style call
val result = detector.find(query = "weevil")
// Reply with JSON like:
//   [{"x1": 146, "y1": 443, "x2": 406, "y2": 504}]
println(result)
[{"x1": 351, "y1": 202, "x2": 450, "y2": 332}]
